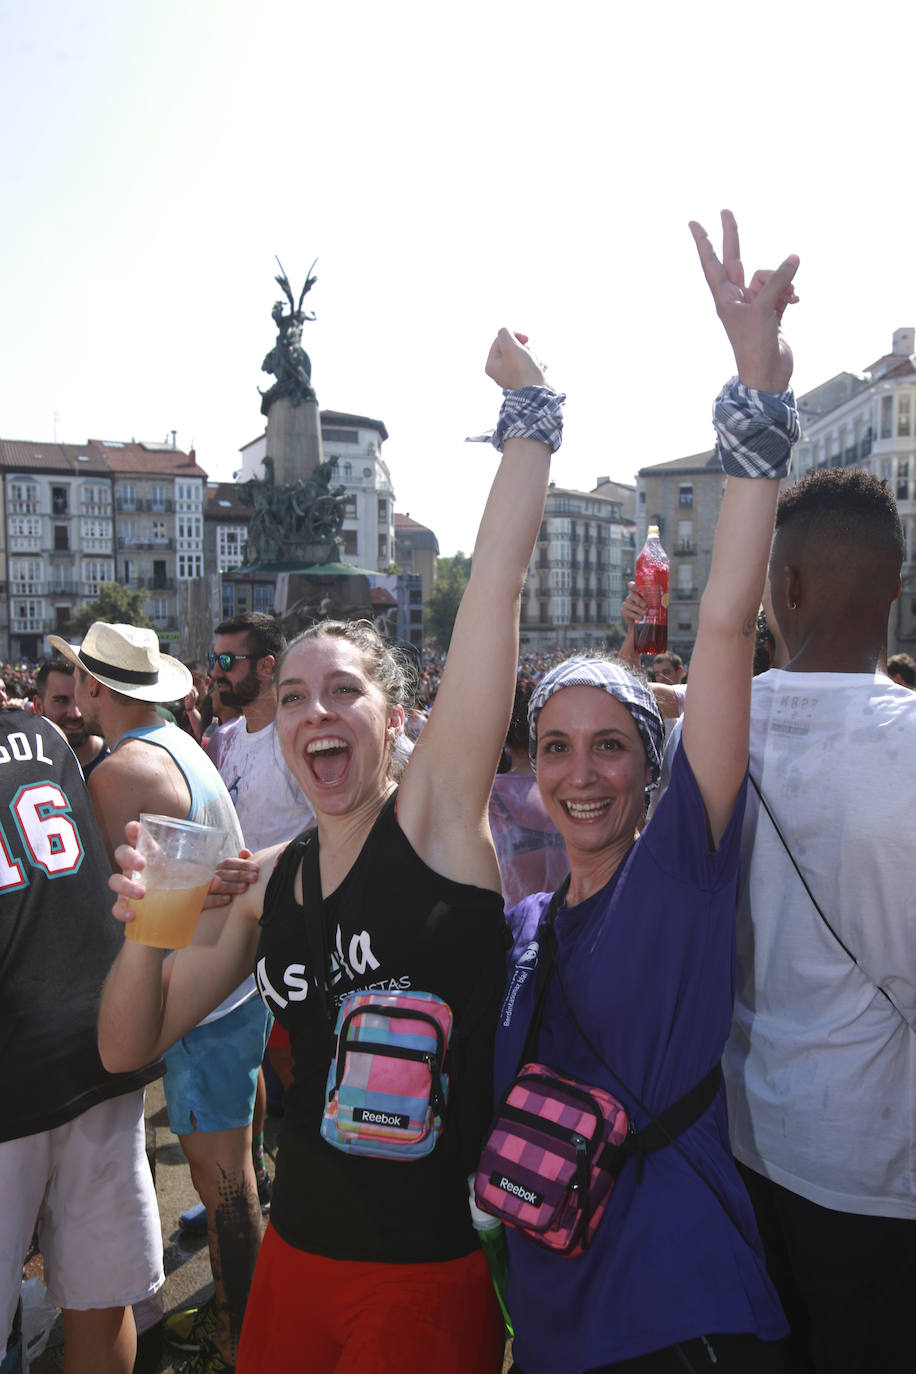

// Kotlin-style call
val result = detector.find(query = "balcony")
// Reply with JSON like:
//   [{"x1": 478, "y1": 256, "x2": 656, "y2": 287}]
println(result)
[
  {"x1": 674, "y1": 587, "x2": 697, "y2": 600},
  {"x1": 117, "y1": 537, "x2": 174, "y2": 551},
  {"x1": 676, "y1": 542, "x2": 695, "y2": 556}
]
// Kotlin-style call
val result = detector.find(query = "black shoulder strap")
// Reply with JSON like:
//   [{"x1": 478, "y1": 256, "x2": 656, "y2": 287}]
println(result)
[
  {"x1": 515, "y1": 875, "x2": 570, "y2": 1073},
  {"x1": 294, "y1": 828, "x2": 337, "y2": 1029},
  {"x1": 749, "y1": 774, "x2": 910, "y2": 1030}
]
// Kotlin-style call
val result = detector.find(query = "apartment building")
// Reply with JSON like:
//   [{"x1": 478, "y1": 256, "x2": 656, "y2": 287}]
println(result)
[
  {"x1": 519, "y1": 482, "x2": 631, "y2": 653},
  {"x1": 0, "y1": 437, "x2": 207, "y2": 658}
]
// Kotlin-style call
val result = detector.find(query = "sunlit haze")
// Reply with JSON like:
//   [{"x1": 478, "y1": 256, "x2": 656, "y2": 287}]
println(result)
[{"x1": 2, "y1": 0, "x2": 914, "y2": 554}]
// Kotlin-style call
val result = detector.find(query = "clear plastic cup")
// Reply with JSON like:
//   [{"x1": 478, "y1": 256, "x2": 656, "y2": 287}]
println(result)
[{"x1": 124, "y1": 813, "x2": 232, "y2": 949}]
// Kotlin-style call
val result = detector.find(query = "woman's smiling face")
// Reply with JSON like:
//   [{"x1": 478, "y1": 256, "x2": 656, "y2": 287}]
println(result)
[
  {"x1": 535, "y1": 686, "x2": 651, "y2": 859},
  {"x1": 276, "y1": 635, "x2": 402, "y2": 817}
]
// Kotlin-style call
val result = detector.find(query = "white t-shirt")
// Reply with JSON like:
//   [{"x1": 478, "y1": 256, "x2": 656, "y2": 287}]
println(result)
[
  {"x1": 216, "y1": 715, "x2": 315, "y2": 853},
  {"x1": 726, "y1": 668, "x2": 916, "y2": 1218}
]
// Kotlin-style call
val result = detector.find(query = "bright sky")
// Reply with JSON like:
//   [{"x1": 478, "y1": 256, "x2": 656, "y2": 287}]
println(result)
[{"x1": 2, "y1": 0, "x2": 914, "y2": 555}]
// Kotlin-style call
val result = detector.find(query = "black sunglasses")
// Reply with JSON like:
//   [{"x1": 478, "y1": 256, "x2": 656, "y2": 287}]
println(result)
[{"x1": 208, "y1": 651, "x2": 260, "y2": 671}]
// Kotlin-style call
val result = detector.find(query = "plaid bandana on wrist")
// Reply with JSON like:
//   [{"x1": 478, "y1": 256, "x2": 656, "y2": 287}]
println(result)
[
  {"x1": 467, "y1": 385, "x2": 566, "y2": 454},
  {"x1": 714, "y1": 378, "x2": 799, "y2": 480}
]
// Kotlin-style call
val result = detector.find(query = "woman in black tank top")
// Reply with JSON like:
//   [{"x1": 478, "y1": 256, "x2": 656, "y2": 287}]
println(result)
[{"x1": 101, "y1": 330, "x2": 564, "y2": 1373}]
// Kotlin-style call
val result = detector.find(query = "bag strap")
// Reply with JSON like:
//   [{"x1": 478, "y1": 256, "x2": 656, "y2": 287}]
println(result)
[
  {"x1": 519, "y1": 877, "x2": 747, "y2": 1237},
  {"x1": 294, "y1": 828, "x2": 338, "y2": 1029},
  {"x1": 749, "y1": 774, "x2": 910, "y2": 1029},
  {"x1": 514, "y1": 875, "x2": 570, "y2": 1072}
]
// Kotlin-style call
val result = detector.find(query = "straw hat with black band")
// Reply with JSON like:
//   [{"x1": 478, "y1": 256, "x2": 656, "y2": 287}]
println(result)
[{"x1": 48, "y1": 623, "x2": 192, "y2": 704}]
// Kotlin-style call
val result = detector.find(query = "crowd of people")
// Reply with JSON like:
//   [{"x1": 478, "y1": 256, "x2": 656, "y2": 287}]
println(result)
[{"x1": 3, "y1": 209, "x2": 916, "y2": 1374}]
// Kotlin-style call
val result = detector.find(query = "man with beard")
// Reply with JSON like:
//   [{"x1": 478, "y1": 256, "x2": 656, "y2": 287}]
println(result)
[
  {"x1": 33, "y1": 658, "x2": 109, "y2": 778},
  {"x1": 207, "y1": 613, "x2": 314, "y2": 853}
]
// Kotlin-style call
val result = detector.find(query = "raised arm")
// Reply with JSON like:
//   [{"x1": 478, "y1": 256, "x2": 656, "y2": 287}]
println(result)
[
  {"x1": 397, "y1": 331, "x2": 560, "y2": 886},
  {"x1": 681, "y1": 211, "x2": 799, "y2": 845}
]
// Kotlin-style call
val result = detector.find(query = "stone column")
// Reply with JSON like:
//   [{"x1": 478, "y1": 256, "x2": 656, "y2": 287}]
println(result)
[{"x1": 265, "y1": 396, "x2": 324, "y2": 486}]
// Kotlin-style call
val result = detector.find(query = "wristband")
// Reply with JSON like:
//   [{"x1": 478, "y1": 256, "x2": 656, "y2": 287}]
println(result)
[
  {"x1": 467, "y1": 386, "x2": 566, "y2": 454},
  {"x1": 713, "y1": 378, "x2": 799, "y2": 479}
]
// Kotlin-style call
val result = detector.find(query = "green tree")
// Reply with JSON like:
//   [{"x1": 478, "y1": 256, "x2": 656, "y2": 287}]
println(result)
[
  {"x1": 425, "y1": 552, "x2": 472, "y2": 651},
  {"x1": 67, "y1": 582, "x2": 155, "y2": 636}
]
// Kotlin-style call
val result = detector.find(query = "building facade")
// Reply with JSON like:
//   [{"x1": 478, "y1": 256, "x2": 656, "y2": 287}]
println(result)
[
  {"x1": 791, "y1": 327, "x2": 916, "y2": 654},
  {"x1": 635, "y1": 448, "x2": 724, "y2": 660},
  {"x1": 0, "y1": 437, "x2": 207, "y2": 659},
  {"x1": 519, "y1": 482, "x2": 630, "y2": 653},
  {"x1": 635, "y1": 325, "x2": 916, "y2": 661},
  {"x1": 393, "y1": 513, "x2": 439, "y2": 606}
]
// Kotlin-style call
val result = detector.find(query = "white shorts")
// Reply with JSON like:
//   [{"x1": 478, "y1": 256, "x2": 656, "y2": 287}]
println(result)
[{"x1": 0, "y1": 1090, "x2": 163, "y2": 1343}]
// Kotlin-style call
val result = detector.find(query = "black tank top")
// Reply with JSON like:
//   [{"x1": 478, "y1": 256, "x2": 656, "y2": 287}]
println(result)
[{"x1": 255, "y1": 793, "x2": 506, "y2": 1262}]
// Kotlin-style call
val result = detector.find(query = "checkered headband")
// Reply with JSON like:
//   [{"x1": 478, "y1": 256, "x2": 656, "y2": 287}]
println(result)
[{"x1": 528, "y1": 658, "x2": 664, "y2": 786}]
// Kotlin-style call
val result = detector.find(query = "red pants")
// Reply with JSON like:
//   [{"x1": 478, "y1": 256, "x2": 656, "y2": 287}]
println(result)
[{"x1": 237, "y1": 1223, "x2": 506, "y2": 1373}]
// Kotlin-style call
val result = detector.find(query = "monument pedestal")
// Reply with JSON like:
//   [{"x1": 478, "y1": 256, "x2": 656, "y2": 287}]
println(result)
[{"x1": 266, "y1": 396, "x2": 323, "y2": 485}]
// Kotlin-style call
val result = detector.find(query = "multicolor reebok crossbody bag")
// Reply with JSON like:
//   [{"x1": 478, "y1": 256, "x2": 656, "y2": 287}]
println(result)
[{"x1": 320, "y1": 989, "x2": 453, "y2": 1159}]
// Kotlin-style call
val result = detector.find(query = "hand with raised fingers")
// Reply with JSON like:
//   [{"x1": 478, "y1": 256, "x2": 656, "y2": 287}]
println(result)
[
  {"x1": 485, "y1": 328, "x2": 552, "y2": 392},
  {"x1": 689, "y1": 210, "x2": 799, "y2": 394}
]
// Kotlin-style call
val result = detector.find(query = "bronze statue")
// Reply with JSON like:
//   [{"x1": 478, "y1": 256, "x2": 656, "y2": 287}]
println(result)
[
  {"x1": 238, "y1": 454, "x2": 347, "y2": 566},
  {"x1": 259, "y1": 258, "x2": 319, "y2": 416}
]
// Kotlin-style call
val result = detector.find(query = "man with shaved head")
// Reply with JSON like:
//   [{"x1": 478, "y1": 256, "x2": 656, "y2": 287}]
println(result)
[{"x1": 727, "y1": 467, "x2": 916, "y2": 1372}]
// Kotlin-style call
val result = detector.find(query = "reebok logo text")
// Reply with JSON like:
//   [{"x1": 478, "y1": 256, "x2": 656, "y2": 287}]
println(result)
[
  {"x1": 353, "y1": 1108, "x2": 410, "y2": 1130},
  {"x1": 491, "y1": 1173, "x2": 543, "y2": 1207}
]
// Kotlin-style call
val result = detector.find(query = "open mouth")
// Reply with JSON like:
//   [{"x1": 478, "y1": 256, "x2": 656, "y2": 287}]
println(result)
[
  {"x1": 306, "y1": 736, "x2": 351, "y2": 786},
  {"x1": 562, "y1": 799, "x2": 612, "y2": 821}
]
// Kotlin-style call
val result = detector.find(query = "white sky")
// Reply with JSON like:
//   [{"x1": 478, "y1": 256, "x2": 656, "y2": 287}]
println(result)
[{"x1": 2, "y1": 0, "x2": 914, "y2": 555}]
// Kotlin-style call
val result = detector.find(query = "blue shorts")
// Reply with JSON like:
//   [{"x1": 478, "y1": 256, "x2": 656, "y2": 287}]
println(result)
[{"x1": 163, "y1": 996, "x2": 272, "y2": 1135}]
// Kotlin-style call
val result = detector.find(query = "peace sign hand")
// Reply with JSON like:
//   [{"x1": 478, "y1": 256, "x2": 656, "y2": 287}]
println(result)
[{"x1": 690, "y1": 209, "x2": 799, "y2": 394}]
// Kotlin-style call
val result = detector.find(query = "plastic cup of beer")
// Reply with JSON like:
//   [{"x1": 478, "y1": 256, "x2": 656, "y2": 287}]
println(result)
[{"x1": 124, "y1": 813, "x2": 232, "y2": 949}]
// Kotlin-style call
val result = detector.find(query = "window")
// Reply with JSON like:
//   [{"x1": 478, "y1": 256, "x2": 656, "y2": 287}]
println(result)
[
  {"x1": 343, "y1": 496, "x2": 357, "y2": 518},
  {"x1": 342, "y1": 530, "x2": 358, "y2": 554},
  {"x1": 678, "y1": 484, "x2": 694, "y2": 508},
  {"x1": 378, "y1": 535, "x2": 387, "y2": 560},
  {"x1": 678, "y1": 614, "x2": 692, "y2": 632},
  {"x1": 83, "y1": 560, "x2": 113, "y2": 595},
  {"x1": 253, "y1": 584, "x2": 274, "y2": 613},
  {"x1": 899, "y1": 394, "x2": 913, "y2": 438},
  {"x1": 54, "y1": 525, "x2": 69, "y2": 551},
  {"x1": 677, "y1": 520, "x2": 693, "y2": 551},
  {"x1": 52, "y1": 486, "x2": 69, "y2": 515},
  {"x1": 221, "y1": 583, "x2": 236, "y2": 618},
  {"x1": 342, "y1": 462, "x2": 352, "y2": 480},
  {"x1": 322, "y1": 428, "x2": 359, "y2": 444},
  {"x1": 149, "y1": 598, "x2": 168, "y2": 623},
  {"x1": 120, "y1": 484, "x2": 137, "y2": 510},
  {"x1": 677, "y1": 563, "x2": 694, "y2": 596},
  {"x1": 151, "y1": 485, "x2": 167, "y2": 511},
  {"x1": 897, "y1": 459, "x2": 909, "y2": 501},
  {"x1": 378, "y1": 498, "x2": 387, "y2": 523},
  {"x1": 81, "y1": 483, "x2": 111, "y2": 514},
  {"x1": 11, "y1": 559, "x2": 42, "y2": 593},
  {"x1": 177, "y1": 553, "x2": 202, "y2": 579},
  {"x1": 152, "y1": 560, "x2": 168, "y2": 589},
  {"x1": 881, "y1": 395, "x2": 894, "y2": 440},
  {"x1": 152, "y1": 519, "x2": 167, "y2": 545},
  {"x1": 9, "y1": 481, "x2": 39, "y2": 513}
]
